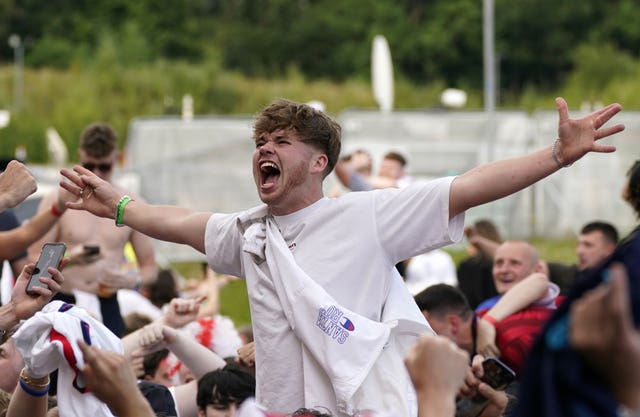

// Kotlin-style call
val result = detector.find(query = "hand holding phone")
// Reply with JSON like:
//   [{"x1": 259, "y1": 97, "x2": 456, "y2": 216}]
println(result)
[
  {"x1": 26, "y1": 242, "x2": 66, "y2": 295},
  {"x1": 455, "y1": 357, "x2": 515, "y2": 417}
]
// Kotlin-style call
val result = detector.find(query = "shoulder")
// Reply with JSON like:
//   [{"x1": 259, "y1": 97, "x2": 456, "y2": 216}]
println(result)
[{"x1": 476, "y1": 295, "x2": 501, "y2": 313}]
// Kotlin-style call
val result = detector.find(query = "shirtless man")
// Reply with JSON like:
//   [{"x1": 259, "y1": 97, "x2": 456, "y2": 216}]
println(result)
[{"x1": 28, "y1": 123, "x2": 157, "y2": 336}]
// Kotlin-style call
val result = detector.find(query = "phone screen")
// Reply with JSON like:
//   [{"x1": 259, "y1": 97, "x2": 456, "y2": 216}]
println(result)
[
  {"x1": 482, "y1": 357, "x2": 516, "y2": 390},
  {"x1": 26, "y1": 242, "x2": 66, "y2": 295}
]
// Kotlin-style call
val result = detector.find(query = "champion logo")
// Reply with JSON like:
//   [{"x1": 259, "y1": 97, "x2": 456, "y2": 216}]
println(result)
[
  {"x1": 315, "y1": 305, "x2": 354, "y2": 344},
  {"x1": 339, "y1": 316, "x2": 355, "y2": 331}
]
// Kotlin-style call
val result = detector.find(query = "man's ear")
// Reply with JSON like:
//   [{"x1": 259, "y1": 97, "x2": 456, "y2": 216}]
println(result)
[
  {"x1": 311, "y1": 153, "x2": 328, "y2": 174},
  {"x1": 533, "y1": 261, "x2": 546, "y2": 274},
  {"x1": 448, "y1": 314, "x2": 461, "y2": 335}
]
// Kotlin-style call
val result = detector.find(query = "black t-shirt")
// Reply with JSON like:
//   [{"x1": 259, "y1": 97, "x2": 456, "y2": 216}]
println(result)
[
  {"x1": 457, "y1": 255, "x2": 498, "y2": 310},
  {"x1": 546, "y1": 261, "x2": 579, "y2": 295}
]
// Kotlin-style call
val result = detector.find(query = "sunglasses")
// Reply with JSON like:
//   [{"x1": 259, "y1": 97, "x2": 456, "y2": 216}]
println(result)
[{"x1": 82, "y1": 162, "x2": 113, "y2": 172}]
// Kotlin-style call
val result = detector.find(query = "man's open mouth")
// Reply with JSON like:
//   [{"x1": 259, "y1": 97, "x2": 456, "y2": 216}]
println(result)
[{"x1": 260, "y1": 161, "x2": 281, "y2": 186}]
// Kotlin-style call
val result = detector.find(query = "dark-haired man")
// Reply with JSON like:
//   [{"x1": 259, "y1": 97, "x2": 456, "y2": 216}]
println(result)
[
  {"x1": 547, "y1": 221, "x2": 618, "y2": 292},
  {"x1": 415, "y1": 283, "x2": 555, "y2": 377},
  {"x1": 197, "y1": 364, "x2": 255, "y2": 417}
]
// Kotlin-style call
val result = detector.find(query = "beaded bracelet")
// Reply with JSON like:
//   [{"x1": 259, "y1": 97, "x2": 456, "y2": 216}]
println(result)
[
  {"x1": 551, "y1": 138, "x2": 572, "y2": 169},
  {"x1": 115, "y1": 195, "x2": 133, "y2": 227}
]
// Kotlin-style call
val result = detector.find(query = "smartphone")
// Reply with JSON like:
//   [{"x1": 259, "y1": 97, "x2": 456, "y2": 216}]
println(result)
[
  {"x1": 455, "y1": 357, "x2": 516, "y2": 417},
  {"x1": 83, "y1": 244, "x2": 100, "y2": 256},
  {"x1": 481, "y1": 357, "x2": 515, "y2": 390},
  {"x1": 26, "y1": 242, "x2": 67, "y2": 295}
]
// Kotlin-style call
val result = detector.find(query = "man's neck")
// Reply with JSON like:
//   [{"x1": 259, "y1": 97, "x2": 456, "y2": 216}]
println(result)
[{"x1": 268, "y1": 193, "x2": 324, "y2": 216}]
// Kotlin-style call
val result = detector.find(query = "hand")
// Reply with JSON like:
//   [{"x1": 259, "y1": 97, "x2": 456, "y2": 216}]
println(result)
[
  {"x1": 460, "y1": 354, "x2": 485, "y2": 398},
  {"x1": 460, "y1": 354, "x2": 510, "y2": 417},
  {"x1": 59, "y1": 166, "x2": 121, "y2": 219},
  {"x1": 554, "y1": 98, "x2": 624, "y2": 166},
  {"x1": 137, "y1": 322, "x2": 179, "y2": 353},
  {"x1": 78, "y1": 341, "x2": 155, "y2": 417},
  {"x1": 99, "y1": 259, "x2": 138, "y2": 290},
  {"x1": 569, "y1": 262, "x2": 640, "y2": 410},
  {"x1": 162, "y1": 296, "x2": 205, "y2": 328},
  {"x1": 476, "y1": 317, "x2": 500, "y2": 358},
  {"x1": 237, "y1": 341, "x2": 256, "y2": 368},
  {"x1": 476, "y1": 382, "x2": 509, "y2": 417},
  {"x1": 405, "y1": 334, "x2": 469, "y2": 404},
  {"x1": 129, "y1": 347, "x2": 146, "y2": 379},
  {"x1": 55, "y1": 180, "x2": 80, "y2": 215},
  {"x1": 0, "y1": 160, "x2": 37, "y2": 209},
  {"x1": 65, "y1": 244, "x2": 102, "y2": 266},
  {"x1": 10, "y1": 262, "x2": 66, "y2": 321}
]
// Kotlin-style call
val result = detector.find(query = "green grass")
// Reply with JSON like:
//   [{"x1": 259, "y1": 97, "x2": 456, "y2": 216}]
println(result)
[{"x1": 171, "y1": 261, "x2": 252, "y2": 328}]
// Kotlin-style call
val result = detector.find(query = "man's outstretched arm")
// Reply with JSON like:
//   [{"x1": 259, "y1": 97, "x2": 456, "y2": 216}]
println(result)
[
  {"x1": 60, "y1": 166, "x2": 211, "y2": 253},
  {"x1": 449, "y1": 98, "x2": 624, "y2": 218}
]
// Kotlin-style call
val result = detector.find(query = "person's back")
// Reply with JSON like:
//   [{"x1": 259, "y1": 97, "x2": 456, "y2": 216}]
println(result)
[{"x1": 403, "y1": 249, "x2": 457, "y2": 295}]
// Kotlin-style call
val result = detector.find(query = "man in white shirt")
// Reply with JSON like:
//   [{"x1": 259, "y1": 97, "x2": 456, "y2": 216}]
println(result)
[{"x1": 59, "y1": 97, "x2": 624, "y2": 416}]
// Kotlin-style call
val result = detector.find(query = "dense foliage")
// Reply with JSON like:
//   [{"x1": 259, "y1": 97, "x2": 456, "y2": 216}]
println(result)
[
  {"x1": 0, "y1": 0, "x2": 638, "y2": 163},
  {"x1": 2, "y1": 0, "x2": 639, "y2": 94}
]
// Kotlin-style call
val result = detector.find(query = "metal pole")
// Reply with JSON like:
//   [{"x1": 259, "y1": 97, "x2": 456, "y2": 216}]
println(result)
[{"x1": 483, "y1": 0, "x2": 495, "y2": 114}]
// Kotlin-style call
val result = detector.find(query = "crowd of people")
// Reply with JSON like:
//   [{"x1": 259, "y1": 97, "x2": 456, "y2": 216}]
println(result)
[{"x1": 0, "y1": 97, "x2": 634, "y2": 417}]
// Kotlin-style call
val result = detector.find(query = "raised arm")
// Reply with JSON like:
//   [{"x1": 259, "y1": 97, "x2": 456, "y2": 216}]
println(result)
[
  {"x1": 476, "y1": 272, "x2": 550, "y2": 357},
  {"x1": 449, "y1": 98, "x2": 624, "y2": 218},
  {"x1": 131, "y1": 322, "x2": 227, "y2": 417},
  {"x1": 60, "y1": 166, "x2": 211, "y2": 253},
  {"x1": 485, "y1": 272, "x2": 550, "y2": 321},
  {"x1": 78, "y1": 342, "x2": 156, "y2": 417}
]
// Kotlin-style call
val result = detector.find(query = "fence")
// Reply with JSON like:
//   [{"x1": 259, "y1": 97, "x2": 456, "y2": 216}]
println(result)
[{"x1": 124, "y1": 108, "x2": 639, "y2": 262}]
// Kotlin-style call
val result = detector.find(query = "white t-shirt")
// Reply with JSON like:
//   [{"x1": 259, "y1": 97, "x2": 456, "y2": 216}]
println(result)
[
  {"x1": 204, "y1": 177, "x2": 464, "y2": 415},
  {"x1": 404, "y1": 249, "x2": 458, "y2": 295}
]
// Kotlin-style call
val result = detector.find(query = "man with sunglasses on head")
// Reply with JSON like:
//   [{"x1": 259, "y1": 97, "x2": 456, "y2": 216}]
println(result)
[{"x1": 28, "y1": 122, "x2": 158, "y2": 338}]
